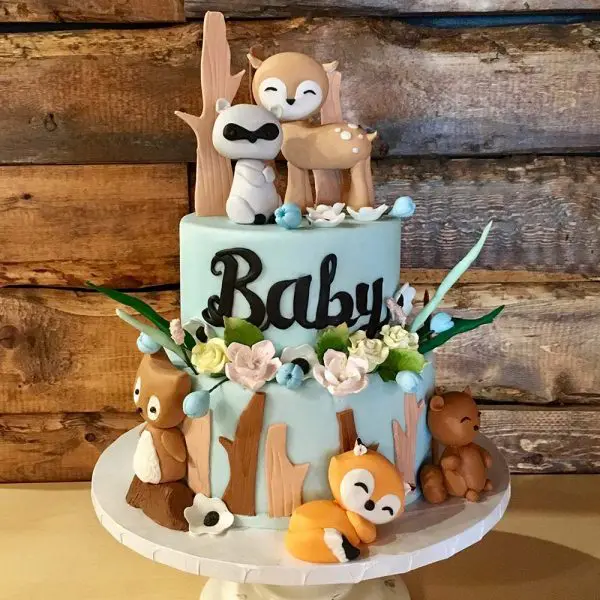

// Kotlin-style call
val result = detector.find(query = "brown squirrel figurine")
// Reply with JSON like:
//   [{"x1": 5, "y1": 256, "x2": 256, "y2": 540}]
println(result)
[
  {"x1": 132, "y1": 351, "x2": 191, "y2": 484},
  {"x1": 420, "y1": 387, "x2": 493, "y2": 504}
]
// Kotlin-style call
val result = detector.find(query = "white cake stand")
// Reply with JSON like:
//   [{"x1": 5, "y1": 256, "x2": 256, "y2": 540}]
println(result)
[{"x1": 92, "y1": 428, "x2": 510, "y2": 600}]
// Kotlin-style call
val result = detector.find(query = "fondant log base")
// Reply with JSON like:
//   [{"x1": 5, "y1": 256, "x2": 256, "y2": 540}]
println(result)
[{"x1": 126, "y1": 476, "x2": 194, "y2": 531}]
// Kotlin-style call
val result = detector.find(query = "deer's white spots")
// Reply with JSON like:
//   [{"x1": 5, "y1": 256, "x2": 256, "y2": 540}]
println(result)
[
  {"x1": 352, "y1": 147, "x2": 359, "y2": 153},
  {"x1": 348, "y1": 123, "x2": 358, "y2": 129},
  {"x1": 340, "y1": 131, "x2": 352, "y2": 141},
  {"x1": 334, "y1": 127, "x2": 341, "y2": 133}
]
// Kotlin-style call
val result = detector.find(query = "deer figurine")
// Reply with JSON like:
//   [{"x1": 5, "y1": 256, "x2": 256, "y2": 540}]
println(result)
[{"x1": 248, "y1": 52, "x2": 376, "y2": 212}]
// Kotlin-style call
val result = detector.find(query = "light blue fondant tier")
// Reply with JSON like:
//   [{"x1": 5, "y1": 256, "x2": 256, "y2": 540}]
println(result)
[
  {"x1": 185, "y1": 360, "x2": 434, "y2": 528},
  {"x1": 180, "y1": 215, "x2": 402, "y2": 351}
]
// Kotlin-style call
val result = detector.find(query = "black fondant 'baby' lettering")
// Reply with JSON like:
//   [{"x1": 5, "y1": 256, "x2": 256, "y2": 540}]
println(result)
[{"x1": 202, "y1": 248, "x2": 388, "y2": 334}]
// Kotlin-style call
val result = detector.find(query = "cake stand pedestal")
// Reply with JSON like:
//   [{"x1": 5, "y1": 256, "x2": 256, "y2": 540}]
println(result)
[{"x1": 92, "y1": 429, "x2": 510, "y2": 600}]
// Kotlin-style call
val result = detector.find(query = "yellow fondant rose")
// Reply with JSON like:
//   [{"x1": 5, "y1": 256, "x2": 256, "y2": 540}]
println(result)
[
  {"x1": 380, "y1": 324, "x2": 419, "y2": 351},
  {"x1": 191, "y1": 338, "x2": 229, "y2": 374},
  {"x1": 348, "y1": 330, "x2": 389, "y2": 373}
]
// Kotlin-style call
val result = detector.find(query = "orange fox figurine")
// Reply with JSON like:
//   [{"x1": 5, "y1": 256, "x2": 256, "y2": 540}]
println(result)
[
  {"x1": 420, "y1": 387, "x2": 493, "y2": 504},
  {"x1": 286, "y1": 440, "x2": 410, "y2": 563}
]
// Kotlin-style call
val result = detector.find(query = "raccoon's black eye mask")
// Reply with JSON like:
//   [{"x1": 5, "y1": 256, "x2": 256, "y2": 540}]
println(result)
[{"x1": 222, "y1": 123, "x2": 280, "y2": 144}]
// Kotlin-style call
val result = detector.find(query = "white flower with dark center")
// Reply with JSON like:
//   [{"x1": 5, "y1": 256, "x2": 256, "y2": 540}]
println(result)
[
  {"x1": 280, "y1": 344, "x2": 319, "y2": 379},
  {"x1": 307, "y1": 203, "x2": 346, "y2": 228},
  {"x1": 184, "y1": 493, "x2": 234, "y2": 536}
]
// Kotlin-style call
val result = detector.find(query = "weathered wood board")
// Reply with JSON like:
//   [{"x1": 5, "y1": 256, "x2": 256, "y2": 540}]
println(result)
[
  {"x1": 2, "y1": 406, "x2": 596, "y2": 482},
  {"x1": 6, "y1": 156, "x2": 598, "y2": 287},
  {"x1": 0, "y1": 164, "x2": 188, "y2": 287},
  {"x1": 0, "y1": 288, "x2": 179, "y2": 414},
  {"x1": 185, "y1": 0, "x2": 600, "y2": 18},
  {"x1": 2, "y1": 282, "x2": 599, "y2": 415},
  {"x1": 0, "y1": 0, "x2": 185, "y2": 22},
  {"x1": 481, "y1": 406, "x2": 600, "y2": 474},
  {"x1": 3, "y1": 21, "x2": 600, "y2": 163}
]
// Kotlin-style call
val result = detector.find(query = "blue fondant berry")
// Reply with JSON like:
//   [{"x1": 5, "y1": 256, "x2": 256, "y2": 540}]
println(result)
[
  {"x1": 276, "y1": 363, "x2": 305, "y2": 390},
  {"x1": 390, "y1": 196, "x2": 416, "y2": 219},
  {"x1": 430, "y1": 312, "x2": 455, "y2": 334},
  {"x1": 183, "y1": 390, "x2": 211, "y2": 418},
  {"x1": 395, "y1": 370, "x2": 422, "y2": 393},
  {"x1": 274, "y1": 204, "x2": 303, "y2": 230},
  {"x1": 136, "y1": 332, "x2": 162, "y2": 354}
]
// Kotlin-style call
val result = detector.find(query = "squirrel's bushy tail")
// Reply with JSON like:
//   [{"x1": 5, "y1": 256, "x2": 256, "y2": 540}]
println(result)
[{"x1": 419, "y1": 464, "x2": 448, "y2": 504}]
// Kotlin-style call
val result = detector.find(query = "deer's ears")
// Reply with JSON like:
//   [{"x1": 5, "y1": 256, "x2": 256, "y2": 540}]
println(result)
[
  {"x1": 247, "y1": 53, "x2": 263, "y2": 69},
  {"x1": 215, "y1": 98, "x2": 231, "y2": 114},
  {"x1": 463, "y1": 386, "x2": 473, "y2": 397},
  {"x1": 322, "y1": 60, "x2": 339, "y2": 73},
  {"x1": 430, "y1": 395, "x2": 445, "y2": 412}
]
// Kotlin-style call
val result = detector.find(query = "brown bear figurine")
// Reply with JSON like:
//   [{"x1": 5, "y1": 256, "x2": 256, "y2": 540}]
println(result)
[
  {"x1": 132, "y1": 351, "x2": 191, "y2": 484},
  {"x1": 420, "y1": 387, "x2": 493, "y2": 504}
]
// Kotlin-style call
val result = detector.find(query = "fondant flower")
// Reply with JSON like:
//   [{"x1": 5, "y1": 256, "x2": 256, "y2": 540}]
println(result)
[
  {"x1": 347, "y1": 204, "x2": 388, "y2": 222},
  {"x1": 430, "y1": 312, "x2": 455, "y2": 334},
  {"x1": 276, "y1": 363, "x2": 305, "y2": 390},
  {"x1": 225, "y1": 340, "x2": 282, "y2": 391},
  {"x1": 348, "y1": 330, "x2": 389, "y2": 373},
  {"x1": 169, "y1": 318, "x2": 185, "y2": 345},
  {"x1": 184, "y1": 493, "x2": 234, "y2": 536},
  {"x1": 275, "y1": 204, "x2": 303, "y2": 230},
  {"x1": 192, "y1": 338, "x2": 229, "y2": 374},
  {"x1": 184, "y1": 317, "x2": 215, "y2": 343},
  {"x1": 307, "y1": 203, "x2": 346, "y2": 228},
  {"x1": 395, "y1": 370, "x2": 423, "y2": 393},
  {"x1": 280, "y1": 344, "x2": 319, "y2": 379},
  {"x1": 380, "y1": 324, "x2": 419, "y2": 351},
  {"x1": 389, "y1": 196, "x2": 416, "y2": 219},
  {"x1": 313, "y1": 349, "x2": 369, "y2": 397},
  {"x1": 136, "y1": 332, "x2": 162, "y2": 354}
]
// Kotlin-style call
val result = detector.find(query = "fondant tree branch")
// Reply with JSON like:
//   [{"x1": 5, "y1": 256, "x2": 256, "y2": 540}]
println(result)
[
  {"x1": 314, "y1": 69, "x2": 343, "y2": 206},
  {"x1": 392, "y1": 392, "x2": 425, "y2": 488},
  {"x1": 175, "y1": 11, "x2": 245, "y2": 216},
  {"x1": 181, "y1": 412, "x2": 211, "y2": 496},
  {"x1": 336, "y1": 408, "x2": 378, "y2": 453},
  {"x1": 219, "y1": 392, "x2": 265, "y2": 515},
  {"x1": 265, "y1": 424, "x2": 309, "y2": 518}
]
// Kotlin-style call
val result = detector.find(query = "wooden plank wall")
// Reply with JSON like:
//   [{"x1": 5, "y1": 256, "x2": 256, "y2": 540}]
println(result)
[{"x1": 1, "y1": 1, "x2": 599, "y2": 482}]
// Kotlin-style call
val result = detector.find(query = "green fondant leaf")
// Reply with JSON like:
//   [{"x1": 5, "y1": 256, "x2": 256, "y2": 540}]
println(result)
[
  {"x1": 315, "y1": 324, "x2": 350, "y2": 362},
  {"x1": 418, "y1": 305, "x2": 505, "y2": 354},
  {"x1": 223, "y1": 317, "x2": 264, "y2": 347},
  {"x1": 87, "y1": 281, "x2": 195, "y2": 350},
  {"x1": 378, "y1": 348, "x2": 427, "y2": 383}
]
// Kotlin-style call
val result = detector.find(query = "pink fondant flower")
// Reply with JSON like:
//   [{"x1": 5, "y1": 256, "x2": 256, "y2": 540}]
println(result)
[
  {"x1": 170, "y1": 318, "x2": 185, "y2": 345},
  {"x1": 225, "y1": 340, "x2": 282, "y2": 391},
  {"x1": 313, "y1": 349, "x2": 369, "y2": 397}
]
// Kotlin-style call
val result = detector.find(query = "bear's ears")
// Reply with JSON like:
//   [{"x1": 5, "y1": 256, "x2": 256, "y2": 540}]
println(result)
[{"x1": 430, "y1": 395, "x2": 445, "y2": 412}]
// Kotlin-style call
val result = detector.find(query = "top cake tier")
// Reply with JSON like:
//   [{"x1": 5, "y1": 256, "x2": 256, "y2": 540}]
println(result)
[{"x1": 180, "y1": 215, "x2": 402, "y2": 350}]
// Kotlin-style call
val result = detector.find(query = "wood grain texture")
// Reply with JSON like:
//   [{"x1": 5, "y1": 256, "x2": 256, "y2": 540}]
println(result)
[
  {"x1": 392, "y1": 393, "x2": 425, "y2": 488},
  {"x1": 181, "y1": 412, "x2": 211, "y2": 496},
  {"x1": 185, "y1": 0, "x2": 600, "y2": 18},
  {"x1": 481, "y1": 406, "x2": 600, "y2": 474},
  {"x1": 0, "y1": 164, "x2": 188, "y2": 287},
  {"x1": 4, "y1": 21, "x2": 600, "y2": 162},
  {"x1": 0, "y1": 0, "x2": 185, "y2": 22},
  {"x1": 0, "y1": 412, "x2": 140, "y2": 482},
  {"x1": 0, "y1": 288, "x2": 179, "y2": 414},
  {"x1": 429, "y1": 281, "x2": 600, "y2": 405}
]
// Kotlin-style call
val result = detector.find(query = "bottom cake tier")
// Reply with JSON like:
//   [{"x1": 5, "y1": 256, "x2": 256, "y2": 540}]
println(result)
[{"x1": 182, "y1": 360, "x2": 435, "y2": 530}]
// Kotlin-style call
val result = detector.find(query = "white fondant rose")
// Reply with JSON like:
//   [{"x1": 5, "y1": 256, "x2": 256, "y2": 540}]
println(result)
[
  {"x1": 184, "y1": 493, "x2": 234, "y2": 536},
  {"x1": 380, "y1": 324, "x2": 419, "y2": 350},
  {"x1": 307, "y1": 203, "x2": 346, "y2": 227},
  {"x1": 313, "y1": 349, "x2": 369, "y2": 397},
  {"x1": 225, "y1": 340, "x2": 282, "y2": 391},
  {"x1": 348, "y1": 330, "x2": 389, "y2": 373},
  {"x1": 192, "y1": 338, "x2": 229, "y2": 374}
]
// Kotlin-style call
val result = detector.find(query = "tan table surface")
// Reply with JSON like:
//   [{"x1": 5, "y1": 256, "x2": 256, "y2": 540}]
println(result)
[{"x1": 1, "y1": 475, "x2": 599, "y2": 600}]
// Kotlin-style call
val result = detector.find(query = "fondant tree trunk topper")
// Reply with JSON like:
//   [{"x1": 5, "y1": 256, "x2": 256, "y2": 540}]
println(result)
[
  {"x1": 392, "y1": 392, "x2": 425, "y2": 489},
  {"x1": 336, "y1": 409, "x2": 378, "y2": 453},
  {"x1": 176, "y1": 11, "x2": 245, "y2": 216},
  {"x1": 265, "y1": 424, "x2": 309, "y2": 518},
  {"x1": 181, "y1": 412, "x2": 211, "y2": 496},
  {"x1": 219, "y1": 391, "x2": 266, "y2": 516}
]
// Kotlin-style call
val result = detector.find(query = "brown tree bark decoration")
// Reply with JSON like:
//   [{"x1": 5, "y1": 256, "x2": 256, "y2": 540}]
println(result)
[
  {"x1": 181, "y1": 412, "x2": 211, "y2": 496},
  {"x1": 392, "y1": 392, "x2": 425, "y2": 488},
  {"x1": 336, "y1": 408, "x2": 378, "y2": 453},
  {"x1": 219, "y1": 392, "x2": 265, "y2": 515},
  {"x1": 265, "y1": 424, "x2": 309, "y2": 518},
  {"x1": 314, "y1": 69, "x2": 344, "y2": 207},
  {"x1": 175, "y1": 11, "x2": 245, "y2": 216}
]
